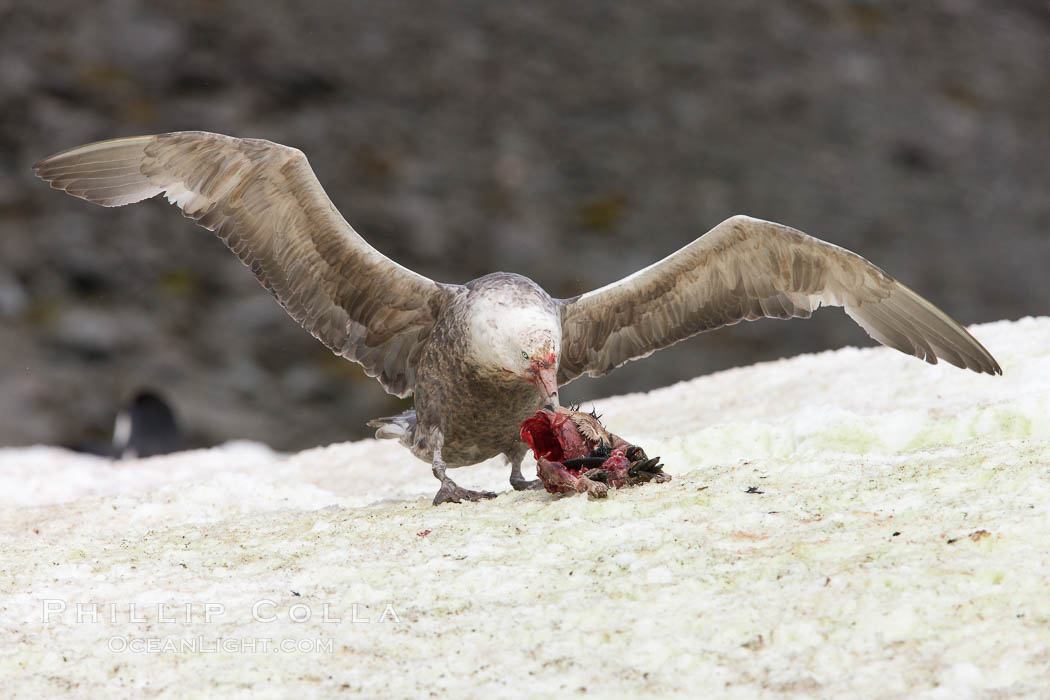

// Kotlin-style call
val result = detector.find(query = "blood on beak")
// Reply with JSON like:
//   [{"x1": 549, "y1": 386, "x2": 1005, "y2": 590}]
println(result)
[{"x1": 529, "y1": 365, "x2": 560, "y2": 406}]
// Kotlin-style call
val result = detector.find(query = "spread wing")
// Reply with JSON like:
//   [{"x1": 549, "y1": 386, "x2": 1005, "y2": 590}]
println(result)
[
  {"x1": 557, "y1": 215, "x2": 1000, "y2": 384},
  {"x1": 34, "y1": 131, "x2": 460, "y2": 397}
]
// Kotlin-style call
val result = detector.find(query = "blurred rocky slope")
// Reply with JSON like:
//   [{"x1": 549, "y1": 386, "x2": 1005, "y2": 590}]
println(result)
[{"x1": 1, "y1": 0, "x2": 1047, "y2": 451}]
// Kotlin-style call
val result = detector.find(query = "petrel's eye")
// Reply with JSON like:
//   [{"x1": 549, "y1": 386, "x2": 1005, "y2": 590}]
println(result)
[{"x1": 521, "y1": 350, "x2": 528, "y2": 360}]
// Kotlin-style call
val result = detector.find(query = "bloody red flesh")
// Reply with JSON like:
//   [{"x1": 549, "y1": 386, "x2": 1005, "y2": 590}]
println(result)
[
  {"x1": 520, "y1": 409, "x2": 595, "y2": 465},
  {"x1": 520, "y1": 407, "x2": 670, "y2": 496},
  {"x1": 519, "y1": 412, "x2": 564, "y2": 462},
  {"x1": 520, "y1": 407, "x2": 636, "y2": 493}
]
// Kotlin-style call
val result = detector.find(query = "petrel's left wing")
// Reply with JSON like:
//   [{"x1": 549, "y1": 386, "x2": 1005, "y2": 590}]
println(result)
[{"x1": 557, "y1": 215, "x2": 1000, "y2": 385}]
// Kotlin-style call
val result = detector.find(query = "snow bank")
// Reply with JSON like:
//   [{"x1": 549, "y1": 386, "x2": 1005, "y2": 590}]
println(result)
[{"x1": 3, "y1": 317, "x2": 1049, "y2": 697}]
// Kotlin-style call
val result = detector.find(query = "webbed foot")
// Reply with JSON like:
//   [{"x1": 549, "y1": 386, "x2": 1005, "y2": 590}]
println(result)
[
  {"x1": 510, "y1": 475, "x2": 545, "y2": 491},
  {"x1": 432, "y1": 480, "x2": 498, "y2": 506}
]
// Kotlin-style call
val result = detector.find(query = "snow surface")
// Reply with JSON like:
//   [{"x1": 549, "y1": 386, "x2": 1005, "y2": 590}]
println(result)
[{"x1": 3, "y1": 317, "x2": 1050, "y2": 698}]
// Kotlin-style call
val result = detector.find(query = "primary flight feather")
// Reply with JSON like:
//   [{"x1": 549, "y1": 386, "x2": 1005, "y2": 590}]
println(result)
[{"x1": 34, "y1": 131, "x2": 1001, "y2": 505}]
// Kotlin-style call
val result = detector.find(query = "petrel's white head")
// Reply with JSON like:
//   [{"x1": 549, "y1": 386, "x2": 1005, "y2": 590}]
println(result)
[{"x1": 469, "y1": 301, "x2": 561, "y2": 405}]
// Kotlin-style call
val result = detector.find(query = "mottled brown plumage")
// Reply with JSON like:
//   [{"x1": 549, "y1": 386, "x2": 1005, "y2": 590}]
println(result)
[
  {"x1": 558, "y1": 217, "x2": 1001, "y2": 382},
  {"x1": 34, "y1": 131, "x2": 452, "y2": 397},
  {"x1": 34, "y1": 131, "x2": 1001, "y2": 505}
]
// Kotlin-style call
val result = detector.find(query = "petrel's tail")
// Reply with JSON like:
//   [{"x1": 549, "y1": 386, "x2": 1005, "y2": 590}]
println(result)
[{"x1": 367, "y1": 410, "x2": 417, "y2": 441}]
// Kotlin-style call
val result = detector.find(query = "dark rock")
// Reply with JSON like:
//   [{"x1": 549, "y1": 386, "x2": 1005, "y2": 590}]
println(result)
[{"x1": 3, "y1": 0, "x2": 1047, "y2": 450}]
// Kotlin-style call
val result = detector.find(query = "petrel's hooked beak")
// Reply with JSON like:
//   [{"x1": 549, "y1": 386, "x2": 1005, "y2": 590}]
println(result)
[{"x1": 529, "y1": 365, "x2": 560, "y2": 406}]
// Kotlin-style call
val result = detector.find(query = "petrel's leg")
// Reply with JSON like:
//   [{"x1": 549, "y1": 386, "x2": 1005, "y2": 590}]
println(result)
[
  {"x1": 507, "y1": 445, "x2": 543, "y2": 491},
  {"x1": 430, "y1": 431, "x2": 497, "y2": 506}
]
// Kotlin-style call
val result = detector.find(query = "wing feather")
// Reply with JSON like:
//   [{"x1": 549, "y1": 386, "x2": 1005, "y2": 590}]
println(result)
[
  {"x1": 35, "y1": 131, "x2": 459, "y2": 397},
  {"x1": 557, "y1": 215, "x2": 1000, "y2": 384}
]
